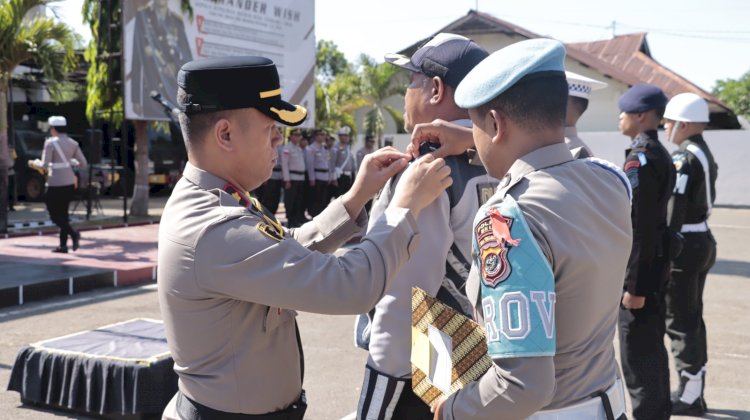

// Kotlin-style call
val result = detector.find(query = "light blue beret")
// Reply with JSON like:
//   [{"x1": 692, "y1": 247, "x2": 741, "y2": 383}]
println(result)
[{"x1": 455, "y1": 38, "x2": 567, "y2": 109}]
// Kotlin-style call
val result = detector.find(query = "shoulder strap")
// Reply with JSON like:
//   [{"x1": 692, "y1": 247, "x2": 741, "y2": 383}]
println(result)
[
  {"x1": 685, "y1": 144, "x2": 712, "y2": 215},
  {"x1": 50, "y1": 139, "x2": 71, "y2": 166}
]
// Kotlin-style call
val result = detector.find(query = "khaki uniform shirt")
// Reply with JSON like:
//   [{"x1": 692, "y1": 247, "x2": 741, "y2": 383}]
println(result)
[
  {"x1": 158, "y1": 163, "x2": 420, "y2": 414},
  {"x1": 305, "y1": 142, "x2": 333, "y2": 181},
  {"x1": 564, "y1": 126, "x2": 593, "y2": 159},
  {"x1": 445, "y1": 143, "x2": 633, "y2": 419},
  {"x1": 31, "y1": 134, "x2": 87, "y2": 187},
  {"x1": 281, "y1": 143, "x2": 306, "y2": 182}
]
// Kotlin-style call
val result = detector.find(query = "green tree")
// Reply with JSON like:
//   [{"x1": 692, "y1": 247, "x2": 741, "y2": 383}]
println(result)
[
  {"x1": 315, "y1": 40, "x2": 361, "y2": 135},
  {"x1": 316, "y1": 39, "x2": 350, "y2": 84},
  {"x1": 0, "y1": 0, "x2": 77, "y2": 232},
  {"x1": 358, "y1": 54, "x2": 406, "y2": 143},
  {"x1": 713, "y1": 71, "x2": 750, "y2": 120},
  {"x1": 82, "y1": 0, "x2": 193, "y2": 217}
]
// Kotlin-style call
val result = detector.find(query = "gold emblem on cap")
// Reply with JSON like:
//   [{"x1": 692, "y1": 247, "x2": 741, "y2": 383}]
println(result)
[
  {"x1": 259, "y1": 88, "x2": 282, "y2": 98},
  {"x1": 270, "y1": 105, "x2": 307, "y2": 123}
]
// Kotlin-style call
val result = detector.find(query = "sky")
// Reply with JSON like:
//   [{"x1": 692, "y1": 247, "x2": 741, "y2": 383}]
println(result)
[{"x1": 52, "y1": 0, "x2": 750, "y2": 92}]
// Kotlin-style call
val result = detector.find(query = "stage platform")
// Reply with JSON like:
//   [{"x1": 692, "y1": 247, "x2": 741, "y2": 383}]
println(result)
[{"x1": 0, "y1": 224, "x2": 158, "y2": 308}]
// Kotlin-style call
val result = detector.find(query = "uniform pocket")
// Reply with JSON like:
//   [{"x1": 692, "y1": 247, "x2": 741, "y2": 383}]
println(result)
[{"x1": 263, "y1": 307, "x2": 298, "y2": 332}]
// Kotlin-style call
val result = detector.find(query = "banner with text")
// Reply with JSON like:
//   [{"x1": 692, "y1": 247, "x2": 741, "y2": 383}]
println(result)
[{"x1": 123, "y1": 0, "x2": 315, "y2": 125}]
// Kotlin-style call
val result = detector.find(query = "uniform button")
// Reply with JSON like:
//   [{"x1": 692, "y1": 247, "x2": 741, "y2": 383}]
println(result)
[{"x1": 500, "y1": 174, "x2": 511, "y2": 188}]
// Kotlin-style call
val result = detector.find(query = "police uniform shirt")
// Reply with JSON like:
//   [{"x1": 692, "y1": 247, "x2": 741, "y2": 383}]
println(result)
[
  {"x1": 563, "y1": 126, "x2": 593, "y2": 159},
  {"x1": 306, "y1": 142, "x2": 333, "y2": 181},
  {"x1": 622, "y1": 130, "x2": 676, "y2": 296},
  {"x1": 445, "y1": 143, "x2": 633, "y2": 419},
  {"x1": 356, "y1": 146, "x2": 375, "y2": 168},
  {"x1": 333, "y1": 143, "x2": 357, "y2": 176},
  {"x1": 281, "y1": 142, "x2": 306, "y2": 182},
  {"x1": 669, "y1": 134, "x2": 717, "y2": 231},
  {"x1": 31, "y1": 134, "x2": 88, "y2": 187},
  {"x1": 365, "y1": 121, "x2": 498, "y2": 380},
  {"x1": 270, "y1": 144, "x2": 283, "y2": 181},
  {"x1": 158, "y1": 163, "x2": 421, "y2": 414}
]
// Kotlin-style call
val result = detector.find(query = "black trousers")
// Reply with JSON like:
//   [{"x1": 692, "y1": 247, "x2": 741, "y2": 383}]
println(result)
[
  {"x1": 336, "y1": 174, "x2": 353, "y2": 198},
  {"x1": 284, "y1": 180, "x2": 305, "y2": 227},
  {"x1": 44, "y1": 185, "x2": 77, "y2": 248},
  {"x1": 666, "y1": 231, "x2": 716, "y2": 375},
  {"x1": 391, "y1": 386, "x2": 432, "y2": 420},
  {"x1": 260, "y1": 178, "x2": 282, "y2": 215},
  {"x1": 619, "y1": 292, "x2": 671, "y2": 420},
  {"x1": 309, "y1": 180, "x2": 329, "y2": 217}
]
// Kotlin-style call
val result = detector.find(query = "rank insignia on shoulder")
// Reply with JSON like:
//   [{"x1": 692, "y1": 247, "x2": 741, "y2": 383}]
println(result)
[{"x1": 257, "y1": 221, "x2": 284, "y2": 241}]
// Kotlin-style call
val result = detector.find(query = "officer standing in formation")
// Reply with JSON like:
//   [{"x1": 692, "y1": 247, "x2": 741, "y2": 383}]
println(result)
[
  {"x1": 281, "y1": 128, "x2": 307, "y2": 227},
  {"x1": 28, "y1": 116, "x2": 86, "y2": 253},
  {"x1": 258, "y1": 138, "x2": 284, "y2": 215},
  {"x1": 332, "y1": 125, "x2": 357, "y2": 198},
  {"x1": 663, "y1": 93, "x2": 718, "y2": 416},
  {"x1": 357, "y1": 135, "x2": 376, "y2": 167},
  {"x1": 356, "y1": 33, "x2": 493, "y2": 420},
  {"x1": 412, "y1": 39, "x2": 633, "y2": 420},
  {"x1": 564, "y1": 71, "x2": 607, "y2": 159},
  {"x1": 305, "y1": 128, "x2": 334, "y2": 216},
  {"x1": 159, "y1": 56, "x2": 452, "y2": 419},
  {"x1": 617, "y1": 84, "x2": 676, "y2": 420}
]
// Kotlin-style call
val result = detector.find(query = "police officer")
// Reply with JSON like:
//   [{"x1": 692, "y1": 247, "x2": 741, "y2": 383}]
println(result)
[
  {"x1": 281, "y1": 128, "x2": 307, "y2": 227},
  {"x1": 663, "y1": 93, "x2": 718, "y2": 416},
  {"x1": 617, "y1": 84, "x2": 676, "y2": 420},
  {"x1": 357, "y1": 135, "x2": 376, "y2": 168},
  {"x1": 355, "y1": 33, "x2": 494, "y2": 420},
  {"x1": 332, "y1": 126, "x2": 357, "y2": 198},
  {"x1": 564, "y1": 71, "x2": 607, "y2": 159},
  {"x1": 28, "y1": 116, "x2": 86, "y2": 253},
  {"x1": 422, "y1": 39, "x2": 633, "y2": 420},
  {"x1": 305, "y1": 128, "x2": 334, "y2": 216},
  {"x1": 159, "y1": 56, "x2": 452, "y2": 419}
]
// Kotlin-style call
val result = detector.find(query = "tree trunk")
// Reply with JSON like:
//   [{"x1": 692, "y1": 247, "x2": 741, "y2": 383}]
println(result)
[
  {"x1": 129, "y1": 120, "x2": 149, "y2": 216},
  {"x1": 0, "y1": 83, "x2": 10, "y2": 233}
]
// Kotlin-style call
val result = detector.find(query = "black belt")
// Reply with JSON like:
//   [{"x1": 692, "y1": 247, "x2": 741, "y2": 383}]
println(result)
[
  {"x1": 273, "y1": 168, "x2": 281, "y2": 172},
  {"x1": 176, "y1": 390, "x2": 306, "y2": 420},
  {"x1": 314, "y1": 168, "x2": 328, "y2": 173},
  {"x1": 290, "y1": 170, "x2": 305, "y2": 175}
]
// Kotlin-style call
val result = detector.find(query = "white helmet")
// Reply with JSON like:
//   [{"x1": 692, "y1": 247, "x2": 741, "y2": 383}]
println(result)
[{"x1": 664, "y1": 93, "x2": 709, "y2": 123}]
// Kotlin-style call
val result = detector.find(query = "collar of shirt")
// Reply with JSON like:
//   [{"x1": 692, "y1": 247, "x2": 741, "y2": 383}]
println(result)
[
  {"x1": 499, "y1": 142, "x2": 574, "y2": 192},
  {"x1": 680, "y1": 133, "x2": 706, "y2": 152},
  {"x1": 181, "y1": 162, "x2": 229, "y2": 192}
]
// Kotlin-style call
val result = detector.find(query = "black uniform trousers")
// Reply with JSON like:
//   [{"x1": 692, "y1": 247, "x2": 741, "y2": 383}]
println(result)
[
  {"x1": 666, "y1": 231, "x2": 716, "y2": 375},
  {"x1": 309, "y1": 179, "x2": 329, "y2": 217},
  {"x1": 44, "y1": 185, "x2": 77, "y2": 248},
  {"x1": 260, "y1": 178, "x2": 282, "y2": 216},
  {"x1": 284, "y1": 180, "x2": 305, "y2": 227},
  {"x1": 336, "y1": 174, "x2": 353, "y2": 198},
  {"x1": 619, "y1": 274, "x2": 672, "y2": 420}
]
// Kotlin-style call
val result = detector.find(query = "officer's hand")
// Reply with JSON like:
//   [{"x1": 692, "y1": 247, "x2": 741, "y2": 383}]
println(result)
[
  {"x1": 284, "y1": 181, "x2": 291, "y2": 190},
  {"x1": 622, "y1": 292, "x2": 646, "y2": 310},
  {"x1": 341, "y1": 147, "x2": 409, "y2": 218},
  {"x1": 391, "y1": 154, "x2": 453, "y2": 219},
  {"x1": 408, "y1": 119, "x2": 475, "y2": 159}
]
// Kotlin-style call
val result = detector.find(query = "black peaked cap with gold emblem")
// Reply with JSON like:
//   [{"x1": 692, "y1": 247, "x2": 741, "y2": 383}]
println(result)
[{"x1": 177, "y1": 56, "x2": 307, "y2": 126}]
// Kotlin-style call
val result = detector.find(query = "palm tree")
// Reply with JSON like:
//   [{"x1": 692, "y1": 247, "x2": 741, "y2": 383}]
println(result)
[
  {"x1": 358, "y1": 55, "x2": 407, "y2": 144},
  {"x1": 0, "y1": 0, "x2": 77, "y2": 232}
]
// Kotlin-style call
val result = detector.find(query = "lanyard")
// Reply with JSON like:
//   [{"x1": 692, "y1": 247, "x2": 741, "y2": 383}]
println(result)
[{"x1": 223, "y1": 183, "x2": 285, "y2": 241}]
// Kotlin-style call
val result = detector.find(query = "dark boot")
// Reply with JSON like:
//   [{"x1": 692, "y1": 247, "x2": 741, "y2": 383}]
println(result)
[
  {"x1": 72, "y1": 231, "x2": 81, "y2": 251},
  {"x1": 52, "y1": 246, "x2": 68, "y2": 254}
]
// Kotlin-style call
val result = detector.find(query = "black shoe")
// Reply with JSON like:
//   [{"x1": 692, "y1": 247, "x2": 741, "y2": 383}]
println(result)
[
  {"x1": 72, "y1": 231, "x2": 81, "y2": 251},
  {"x1": 52, "y1": 247, "x2": 68, "y2": 254},
  {"x1": 672, "y1": 396, "x2": 707, "y2": 416}
]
